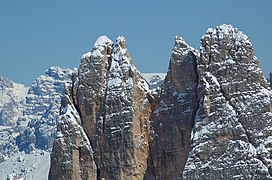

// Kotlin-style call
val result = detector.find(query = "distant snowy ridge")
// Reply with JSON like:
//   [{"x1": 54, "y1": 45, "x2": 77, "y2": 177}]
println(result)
[
  {"x1": 0, "y1": 76, "x2": 29, "y2": 126},
  {"x1": 0, "y1": 67, "x2": 74, "y2": 180},
  {"x1": 141, "y1": 73, "x2": 166, "y2": 90},
  {"x1": 16, "y1": 66, "x2": 75, "y2": 152}
]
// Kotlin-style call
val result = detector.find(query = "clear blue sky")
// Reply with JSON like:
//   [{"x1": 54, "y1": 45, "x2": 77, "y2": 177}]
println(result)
[{"x1": 0, "y1": 0, "x2": 271, "y2": 85}]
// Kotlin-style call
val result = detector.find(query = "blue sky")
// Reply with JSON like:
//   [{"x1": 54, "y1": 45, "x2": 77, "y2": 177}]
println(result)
[{"x1": 0, "y1": 0, "x2": 271, "y2": 85}]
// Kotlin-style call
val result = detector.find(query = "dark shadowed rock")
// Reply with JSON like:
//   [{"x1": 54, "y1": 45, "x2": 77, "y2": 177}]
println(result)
[{"x1": 144, "y1": 36, "x2": 199, "y2": 179}]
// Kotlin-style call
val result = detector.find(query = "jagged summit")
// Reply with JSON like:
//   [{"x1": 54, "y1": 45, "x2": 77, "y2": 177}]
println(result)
[
  {"x1": 16, "y1": 66, "x2": 74, "y2": 153},
  {"x1": 174, "y1": 35, "x2": 197, "y2": 53},
  {"x1": 13, "y1": 24, "x2": 268, "y2": 180},
  {"x1": 94, "y1": 35, "x2": 113, "y2": 47},
  {"x1": 205, "y1": 24, "x2": 251, "y2": 44},
  {"x1": 183, "y1": 24, "x2": 272, "y2": 179},
  {"x1": 50, "y1": 35, "x2": 152, "y2": 179},
  {"x1": 1, "y1": 23, "x2": 272, "y2": 179},
  {"x1": 0, "y1": 67, "x2": 74, "y2": 179},
  {"x1": 201, "y1": 24, "x2": 255, "y2": 67},
  {"x1": 82, "y1": 35, "x2": 113, "y2": 59}
]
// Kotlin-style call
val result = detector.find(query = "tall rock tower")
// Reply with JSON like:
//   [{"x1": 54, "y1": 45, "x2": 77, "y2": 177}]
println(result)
[
  {"x1": 144, "y1": 36, "x2": 199, "y2": 179},
  {"x1": 49, "y1": 36, "x2": 153, "y2": 179},
  {"x1": 49, "y1": 25, "x2": 272, "y2": 180},
  {"x1": 183, "y1": 24, "x2": 272, "y2": 179}
]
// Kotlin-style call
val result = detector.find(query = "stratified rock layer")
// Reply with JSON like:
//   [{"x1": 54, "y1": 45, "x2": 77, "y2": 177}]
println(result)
[
  {"x1": 183, "y1": 24, "x2": 272, "y2": 179},
  {"x1": 144, "y1": 36, "x2": 199, "y2": 179}
]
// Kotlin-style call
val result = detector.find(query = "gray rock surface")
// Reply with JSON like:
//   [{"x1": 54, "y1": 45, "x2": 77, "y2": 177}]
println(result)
[
  {"x1": 144, "y1": 36, "x2": 199, "y2": 179},
  {"x1": 183, "y1": 24, "x2": 272, "y2": 179},
  {"x1": 49, "y1": 25, "x2": 272, "y2": 180}
]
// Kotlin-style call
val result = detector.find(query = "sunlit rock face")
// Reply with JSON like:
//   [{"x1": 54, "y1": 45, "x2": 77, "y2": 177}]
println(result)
[
  {"x1": 49, "y1": 24, "x2": 272, "y2": 180},
  {"x1": 49, "y1": 36, "x2": 153, "y2": 180}
]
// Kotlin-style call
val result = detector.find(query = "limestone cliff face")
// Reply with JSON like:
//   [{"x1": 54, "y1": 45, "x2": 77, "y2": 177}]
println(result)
[
  {"x1": 183, "y1": 24, "x2": 272, "y2": 179},
  {"x1": 49, "y1": 25, "x2": 272, "y2": 180},
  {"x1": 49, "y1": 95, "x2": 97, "y2": 180},
  {"x1": 49, "y1": 36, "x2": 153, "y2": 179},
  {"x1": 144, "y1": 36, "x2": 199, "y2": 179}
]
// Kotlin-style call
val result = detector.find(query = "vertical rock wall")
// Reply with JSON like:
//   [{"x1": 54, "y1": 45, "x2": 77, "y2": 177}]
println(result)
[
  {"x1": 144, "y1": 36, "x2": 199, "y2": 179},
  {"x1": 50, "y1": 36, "x2": 153, "y2": 180},
  {"x1": 183, "y1": 24, "x2": 272, "y2": 179},
  {"x1": 49, "y1": 25, "x2": 272, "y2": 180}
]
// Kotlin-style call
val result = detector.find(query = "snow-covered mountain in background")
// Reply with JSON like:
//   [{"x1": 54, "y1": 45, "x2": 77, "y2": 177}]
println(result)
[
  {"x1": 141, "y1": 73, "x2": 166, "y2": 90},
  {"x1": 0, "y1": 76, "x2": 29, "y2": 126},
  {"x1": 0, "y1": 67, "x2": 74, "y2": 179},
  {"x1": 1, "y1": 24, "x2": 271, "y2": 180},
  {"x1": 0, "y1": 66, "x2": 165, "y2": 179},
  {"x1": 16, "y1": 67, "x2": 75, "y2": 153}
]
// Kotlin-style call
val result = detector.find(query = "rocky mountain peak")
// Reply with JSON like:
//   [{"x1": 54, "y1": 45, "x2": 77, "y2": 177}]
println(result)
[
  {"x1": 45, "y1": 66, "x2": 73, "y2": 80},
  {"x1": 81, "y1": 35, "x2": 113, "y2": 61},
  {"x1": 50, "y1": 35, "x2": 153, "y2": 179},
  {"x1": 94, "y1": 35, "x2": 113, "y2": 47},
  {"x1": 115, "y1": 35, "x2": 127, "y2": 49},
  {"x1": 167, "y1": 36, "x2": 199, "y2": 90},
  {"x1": 174, "y1": 35, "x2": 191, "y2": 50},
  {"x1": 0, "y1": 76, "x2": 14, "y2": 90},
  {"x1": 200, "y1": 24, "x2": 254, "y2": 68},
  {"x1": 183, "y1": 24, "x2": 272, "y2": 179},
  {"x1": 49, "y1": 25, "x2": 272, "y2": 180},
  {"x1": 144, "y1": 36, "x2": 199, "y2": 179}
]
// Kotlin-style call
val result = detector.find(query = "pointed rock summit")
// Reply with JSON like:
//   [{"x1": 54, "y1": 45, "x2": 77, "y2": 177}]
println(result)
[
  {"x1": 144, "y1": 36, "x2": 199, "y2": 179},
  {"x1": 49, "y1": 35, "x2": 153, "y2": 179},
  {"x1": 183, "y1": 24, "x2": 272, "y2": 179},
  {"x1": 49, "y1": 25, "x2": 272, "y2": 180}
]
